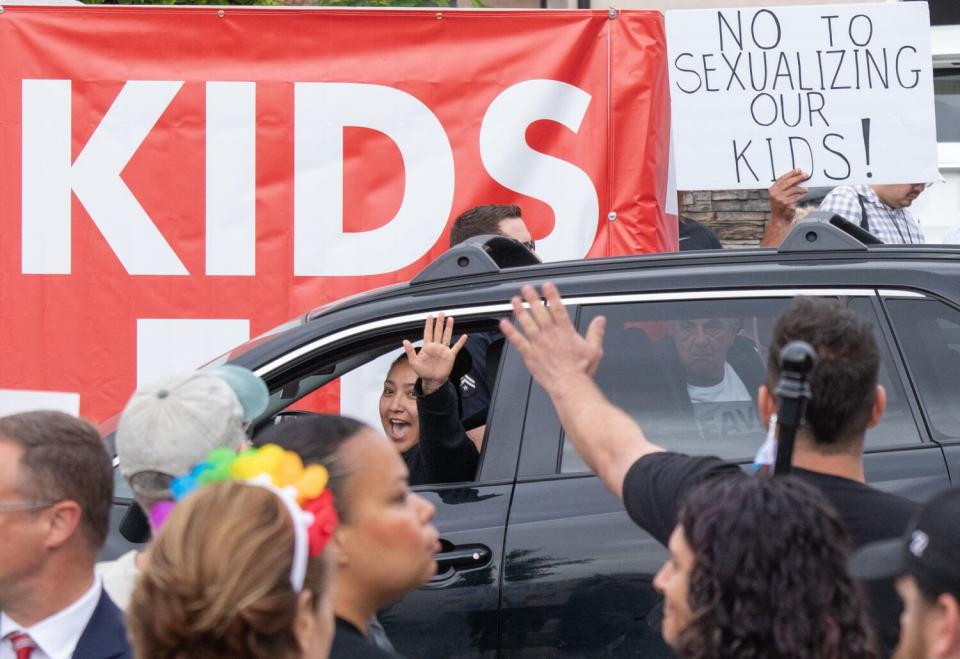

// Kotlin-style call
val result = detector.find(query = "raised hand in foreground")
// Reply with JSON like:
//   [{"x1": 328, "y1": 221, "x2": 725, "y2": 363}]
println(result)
[
  {"x1": 500, "y1": 282, "x2": 662, "y2": 499},
  {"x1": 498, "y1": 282, "x2": 605, "y2": 394}
]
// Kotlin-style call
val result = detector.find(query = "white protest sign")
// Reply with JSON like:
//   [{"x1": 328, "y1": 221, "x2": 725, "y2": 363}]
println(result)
[{"x1": 666, "y1": 3, "x2": 939, "y2": 190}]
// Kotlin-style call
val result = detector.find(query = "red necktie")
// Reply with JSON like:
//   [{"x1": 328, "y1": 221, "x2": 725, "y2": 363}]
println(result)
[{"x1": 5, "y1": 631, "x2": 36, "y2": 659}]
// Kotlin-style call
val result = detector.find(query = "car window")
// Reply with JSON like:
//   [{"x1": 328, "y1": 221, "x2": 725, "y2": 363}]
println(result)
[
  {"x1": 560, "y1": 295, "x2": 919, "y2": 473},
  {"x1": 253, "y1": 317, "x2": 506, "y2": 486},
  {"x1": 845, "y1": 298, "x2": 920, "y2": 449},
  {"x1": 885, "y1": 298, "x2": 960, "y2": 442}
]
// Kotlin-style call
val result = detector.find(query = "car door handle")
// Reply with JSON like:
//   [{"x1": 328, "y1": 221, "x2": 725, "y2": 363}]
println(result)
[{"x1": 435, "y1": 543, "x2": 491, "y2": 572}]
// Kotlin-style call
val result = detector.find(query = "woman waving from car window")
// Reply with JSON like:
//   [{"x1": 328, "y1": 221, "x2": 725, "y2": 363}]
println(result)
[{"x1": 379, "y1": 313, "x2": 479, "y2": 485}]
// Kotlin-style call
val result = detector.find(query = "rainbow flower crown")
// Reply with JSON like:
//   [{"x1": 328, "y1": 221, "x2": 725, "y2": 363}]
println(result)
[{"x1": 151, "y1": 444, "x2": 338, "y2": 591}]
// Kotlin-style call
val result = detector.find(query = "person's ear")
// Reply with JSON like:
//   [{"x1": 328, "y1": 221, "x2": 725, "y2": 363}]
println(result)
[
  {"x1": 332, "y1": 525, "x2": 350, "y2": 569},
  {"x1": 44, "y1": 500, "x2": 82, "y2": 550},
  {"x1": 293, "y1": 590, "x2": 316, "y2": 654},
  {"x1": 932, "y1": 593, "x2": 960, "y2": 657},
  {"x1": 758, "y1": 385, "x2": 776, "y2": 428},
  {"x1": 867, "y1": 385, "x2": 887, "y2": 428}
]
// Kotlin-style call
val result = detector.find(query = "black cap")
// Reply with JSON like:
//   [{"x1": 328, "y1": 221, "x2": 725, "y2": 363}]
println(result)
[{"x1": 848, "y1": 486, "x2": 960, "y2": 599}]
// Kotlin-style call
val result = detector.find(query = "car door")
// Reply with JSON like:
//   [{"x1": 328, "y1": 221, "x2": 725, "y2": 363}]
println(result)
[
  {"x1": 499, "y1": 289, "x2": 950, "y2": 658},
  {"x1": 881, "y1": 293, "x2": 960, "y2": 485},
  {"x1": 379, "y1": 342, "x2": 529, "y2": 659}
]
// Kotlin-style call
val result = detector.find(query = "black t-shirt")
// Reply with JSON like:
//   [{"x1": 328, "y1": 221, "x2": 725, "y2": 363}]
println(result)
[
  {"x1": 622, "y1": 452, "x2": 917, "y2": 655},
  {"x1": 330, "y1": 617, "x2": 403, "y2": 659}
]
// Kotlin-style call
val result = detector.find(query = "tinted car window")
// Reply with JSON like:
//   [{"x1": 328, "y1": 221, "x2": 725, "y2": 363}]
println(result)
[
  {"x1": 253, "y1": 317, "x2": 506, "y2": 485},
  {"x1": 561, "y1": 295, "x2": 919, "y2": 472},
  {"x1": 885, "y1": 298, "x2": 960, "y2": 442}
]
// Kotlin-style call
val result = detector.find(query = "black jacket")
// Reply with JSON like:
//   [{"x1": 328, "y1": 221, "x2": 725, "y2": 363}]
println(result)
[{"x1": 403, "y1": 379, "x2": 478, "y2": 486}]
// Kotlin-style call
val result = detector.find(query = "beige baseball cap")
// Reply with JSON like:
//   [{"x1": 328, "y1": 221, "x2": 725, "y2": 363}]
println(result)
[{"x1": 116, "y1": 365, "x2": 268, "y2": 478}]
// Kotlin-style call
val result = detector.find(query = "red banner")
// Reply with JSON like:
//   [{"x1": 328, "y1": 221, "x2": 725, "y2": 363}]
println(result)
[{"x1": 0, "y1": 6, "x2": 670, "y2": 422}]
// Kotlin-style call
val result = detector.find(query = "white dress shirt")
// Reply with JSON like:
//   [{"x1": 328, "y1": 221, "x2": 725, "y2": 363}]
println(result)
[
  {"x1": 0, "y1": 575, "x2": 102, "y2": 659},
  {"x1": 96, "y1": 550, "x2": 139, "y2": 612}
]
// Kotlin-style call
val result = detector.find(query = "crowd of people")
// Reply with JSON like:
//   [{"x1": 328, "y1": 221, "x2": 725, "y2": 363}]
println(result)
[{"x1": 1, "y1": 201, "x2": 960, "y2": 659}]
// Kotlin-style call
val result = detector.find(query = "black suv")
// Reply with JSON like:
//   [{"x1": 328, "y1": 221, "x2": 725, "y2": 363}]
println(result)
[{"x1": 106, "y1": 220, "x2": 960, "y2": 658}]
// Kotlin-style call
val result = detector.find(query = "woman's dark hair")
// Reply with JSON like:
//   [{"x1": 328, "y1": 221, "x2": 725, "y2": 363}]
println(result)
[
  {"x1": 256, "y1": 413, "x2": 367, "y2": 522},
  {"x1": 390, "y1": 350, "x2": 413, "y2": 371},
  {"x1": 675, "y1": 475, "x2": 877, "y2": 659}
]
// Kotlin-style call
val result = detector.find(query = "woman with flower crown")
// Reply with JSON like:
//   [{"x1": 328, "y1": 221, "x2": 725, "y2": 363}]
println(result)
[
  {"x1": 261, "y1": 414, "x2": 440, "y2": 659},
  {"x1": 126, "y1": 445, "x2": 341, "y2": 659}
]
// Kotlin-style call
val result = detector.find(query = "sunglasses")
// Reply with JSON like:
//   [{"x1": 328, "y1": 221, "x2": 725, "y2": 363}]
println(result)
[{"x1": 0, "y1": 499, "x2": 56, "y2": 513}]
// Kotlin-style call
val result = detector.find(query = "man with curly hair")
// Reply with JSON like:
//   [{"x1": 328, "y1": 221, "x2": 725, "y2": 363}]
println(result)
[
  {"x1": 502, "y1": 284, "x2": 917, "y2": 655},
  {"x1": 655, "y1": 475, "x2": 877, "y2": 658}
]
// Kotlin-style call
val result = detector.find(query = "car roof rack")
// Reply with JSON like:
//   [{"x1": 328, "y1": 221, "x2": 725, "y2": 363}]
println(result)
[
  {"x1": 778, "y1": 211, "x2": 881, "y2": 253},
  {"x1": 414, "y1": 212, "x2": 878, "y2": 285},
  {"x1": 411, "y1": 234, "x2": 539, "y2": 285}
]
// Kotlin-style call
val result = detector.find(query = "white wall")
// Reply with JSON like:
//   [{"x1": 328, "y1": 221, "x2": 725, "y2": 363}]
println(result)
[{"x1": 914, "y1": 168, "x2": 960, "y2": 242}]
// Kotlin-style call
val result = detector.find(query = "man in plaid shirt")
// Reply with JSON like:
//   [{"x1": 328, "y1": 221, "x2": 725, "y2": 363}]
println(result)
[{"x1": 818, "y1": 184, "x2": 927, "y2": 244}]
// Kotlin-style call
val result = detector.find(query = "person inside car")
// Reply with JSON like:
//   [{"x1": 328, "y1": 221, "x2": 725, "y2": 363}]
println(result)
[
  {"x1": 260, "y1": 414, "x2": 440, "y2": 659},
  {"x1": 379, "y1": 313, "x2": 479, "y2": 485},
  {"x1": 655, "y1": 317, "x2": 765, "y2": 441},
  {"x1": 127, "y1": 477, "x2": 337, "y2": 659},
  {"x1": 501, "y1": 284, "x2": 917, "y2": 655},
  {"x1": 655, "y1": 474, "x2": 876, "y2": 658}
]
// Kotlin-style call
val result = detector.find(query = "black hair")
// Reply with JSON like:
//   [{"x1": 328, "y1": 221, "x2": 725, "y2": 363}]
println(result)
[
  {"x1": 676, "y1": 475, "x2": 877, "y2": 659},
  {"x1": 767, "y1": 297, "x2": 879, "y2": 451},
  {"x1": 390, "y1": 349, "x2": 415, "y2": 372},
  {"x1": 256, "y1": 414, "x2": 367, "y2": 522},
  {"x1": 450, "y1": 204, "x2": 522, "y2": 247}
]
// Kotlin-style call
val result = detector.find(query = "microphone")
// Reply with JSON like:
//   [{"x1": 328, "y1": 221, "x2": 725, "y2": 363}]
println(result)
[{"x1": 773, "y1": 341, "x2": 816, "y2": 476}]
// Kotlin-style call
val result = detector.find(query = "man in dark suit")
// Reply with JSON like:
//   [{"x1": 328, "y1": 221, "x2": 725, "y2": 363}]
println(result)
[{"x1": 0, "y1": 411, "x2": 131, "y2": 659}]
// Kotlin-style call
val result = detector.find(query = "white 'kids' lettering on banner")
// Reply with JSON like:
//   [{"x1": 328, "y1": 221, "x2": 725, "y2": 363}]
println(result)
[{"x1": 667, "y1": 2, "x2": 939, "y2": 190}]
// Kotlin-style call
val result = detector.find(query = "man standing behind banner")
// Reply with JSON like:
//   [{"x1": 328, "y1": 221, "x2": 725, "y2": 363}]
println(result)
[
  {"x1": 818, "y1": 184, "x2": 927, "y2": 244},
  {"x1": 448, "y1": 204, "x2": 539, "y2": 447}
]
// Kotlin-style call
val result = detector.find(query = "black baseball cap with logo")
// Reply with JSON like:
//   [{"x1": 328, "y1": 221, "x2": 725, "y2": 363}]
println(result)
[{"x1": 848, "y1": 486, "x2": 960, "y2": 599}]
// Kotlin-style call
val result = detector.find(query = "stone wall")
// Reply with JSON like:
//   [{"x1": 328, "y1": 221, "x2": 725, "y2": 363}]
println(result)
[{"x1": 679, "y1": 189, "x2": 771, "y2": 247}]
